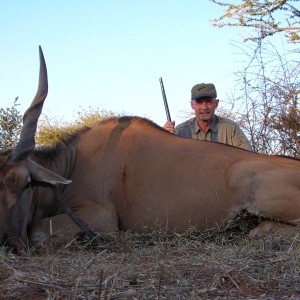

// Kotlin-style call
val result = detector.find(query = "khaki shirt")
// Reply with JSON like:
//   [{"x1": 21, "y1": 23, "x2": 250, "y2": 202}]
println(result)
[{"x1": 175, "y1": 115, "x2": 252, "y2": 151}]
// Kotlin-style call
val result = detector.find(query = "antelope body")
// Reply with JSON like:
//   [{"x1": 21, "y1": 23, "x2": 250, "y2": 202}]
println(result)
[{"x1": 1, "y1": 47, "x2": 300, "y2": 254}]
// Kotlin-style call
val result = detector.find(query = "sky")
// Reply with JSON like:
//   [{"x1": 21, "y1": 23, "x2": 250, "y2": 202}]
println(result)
[{"x1": 1, "y1": 1, "x2": 248, "y2": 127}]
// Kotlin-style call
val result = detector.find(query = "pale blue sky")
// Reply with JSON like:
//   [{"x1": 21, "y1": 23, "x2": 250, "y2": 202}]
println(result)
[{"x1": 1, "y1": 1, "x2": 246, "y2": 126}]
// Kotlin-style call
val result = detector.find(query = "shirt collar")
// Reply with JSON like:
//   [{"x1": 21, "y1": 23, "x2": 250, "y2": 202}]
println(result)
[{"x1": 192, "y1": 115, "x2": 218, "y2": 134}]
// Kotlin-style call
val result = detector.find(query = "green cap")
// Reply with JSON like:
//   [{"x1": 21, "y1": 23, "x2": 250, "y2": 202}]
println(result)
[{"x1": 191, "y1": 83, "x2": 217, "y2": 100}]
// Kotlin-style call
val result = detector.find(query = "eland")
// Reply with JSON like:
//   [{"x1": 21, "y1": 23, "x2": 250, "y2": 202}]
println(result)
[{"x1": 1, "y1": 47, "x2": 300, "y2": 254}]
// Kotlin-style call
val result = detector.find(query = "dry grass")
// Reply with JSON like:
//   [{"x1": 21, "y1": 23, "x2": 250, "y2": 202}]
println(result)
[{"x1": 1, "y1": 219, "x2": 300, "y2": 300}]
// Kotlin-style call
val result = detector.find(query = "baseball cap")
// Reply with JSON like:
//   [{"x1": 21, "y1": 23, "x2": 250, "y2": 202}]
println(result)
[{"x1": 191, "y1": 83, "x2": 217, "y2": 100}]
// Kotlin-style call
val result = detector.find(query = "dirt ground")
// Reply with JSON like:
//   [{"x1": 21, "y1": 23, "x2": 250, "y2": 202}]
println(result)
[{"x1": 1, "y1": 223, "x2": 300, "y2": 300}]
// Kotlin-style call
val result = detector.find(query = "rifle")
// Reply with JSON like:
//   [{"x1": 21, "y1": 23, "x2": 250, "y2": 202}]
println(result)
[{"x1": 159, "y1": 77, "x2": 172, "y2": 122}]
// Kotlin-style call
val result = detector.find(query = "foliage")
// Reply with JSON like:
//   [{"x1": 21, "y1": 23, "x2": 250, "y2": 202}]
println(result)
[
  {"x1": 0, "y1": 98, "x2": 22, "y2": 150},
  {"x1": 0, "y1": 101, "x2": 119, "y2": 147},
  {"x1": 210, "y1": 0, "x2": 300, "y2": 43},
  {"x1": 209, "y1": 0, "x2": 300, "y2": 156},
  {"x1": 36, "y1": 107, "x2": 119, "y2": 145},
  {"x1": 222, "y1": 40, "x2": 300, "y2": 155}
]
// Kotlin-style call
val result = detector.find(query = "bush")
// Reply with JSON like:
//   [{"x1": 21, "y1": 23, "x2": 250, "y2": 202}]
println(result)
[
  {"x1": 36, "y1": 106, "x2": 119, "y2": 145},
  {"x1": 0, "y1": 98, "x2": 22, "y2": 150}
]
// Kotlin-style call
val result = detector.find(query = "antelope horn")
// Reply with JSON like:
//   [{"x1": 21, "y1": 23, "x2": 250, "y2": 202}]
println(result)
[{"x1": 9, "y1": 46, "x2": 48, "y2": 162}]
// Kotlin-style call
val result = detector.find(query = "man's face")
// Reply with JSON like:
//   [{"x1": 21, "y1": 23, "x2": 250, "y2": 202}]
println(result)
[{"x1": 191, "y1": 97, "x2": 219, "y2": 122}]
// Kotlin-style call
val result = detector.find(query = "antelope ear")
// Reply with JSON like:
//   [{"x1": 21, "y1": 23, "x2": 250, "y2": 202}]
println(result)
[{"x1": 28, "y1": 160, "x2": 71, "y2": 185}]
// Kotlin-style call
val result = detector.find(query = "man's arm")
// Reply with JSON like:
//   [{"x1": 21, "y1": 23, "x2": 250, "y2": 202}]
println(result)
[{"x1": 232, "y1": 126, "x2": 253, "y2": 151}]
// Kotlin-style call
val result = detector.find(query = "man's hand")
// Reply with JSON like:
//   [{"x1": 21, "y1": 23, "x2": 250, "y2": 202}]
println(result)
[{"x1": 163, "y1": 121, "x2": 175, "y2": 134}]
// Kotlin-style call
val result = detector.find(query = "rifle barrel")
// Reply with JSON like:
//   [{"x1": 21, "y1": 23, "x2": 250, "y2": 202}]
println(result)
[{"x1": 159, "y1": 77, "x2": 171, "y2": 122}]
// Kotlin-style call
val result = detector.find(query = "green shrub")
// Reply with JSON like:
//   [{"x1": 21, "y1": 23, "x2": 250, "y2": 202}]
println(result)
[{"x1": 0, "y1": 98, "x2": 22, "y2": 150}]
